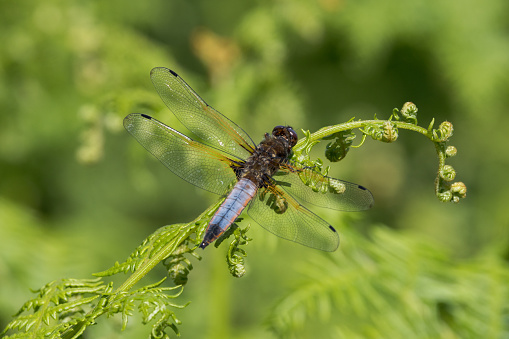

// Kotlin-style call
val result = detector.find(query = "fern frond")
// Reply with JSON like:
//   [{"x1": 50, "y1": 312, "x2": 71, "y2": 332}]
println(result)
[
  {"x1": 266, "y1": 226, "x2": 509, "y2": 338},
  {"x1": 2, "y1": 278, "x2": 107, "y2": 339},
  {"x1": 292, "y1": 103, "x2": 466, "y2": 204},
  {"x1": 94, "y1": 224, "x2": 192, "y2": 277},
  {"x1": 2, "y1": 211, "x2": 212, "y2": 338},
  {"x1": 104, "y1": 278, "x2": 188, "y2": 337}
]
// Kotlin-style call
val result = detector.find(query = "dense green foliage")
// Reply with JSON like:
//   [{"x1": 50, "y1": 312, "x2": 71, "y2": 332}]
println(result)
[{"x1": 1, "y1": 0, "x2": 507, "y2": 338}]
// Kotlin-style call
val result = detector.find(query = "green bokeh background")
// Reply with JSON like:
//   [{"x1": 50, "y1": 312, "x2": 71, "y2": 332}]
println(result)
[{"x1": 1, "y1": 0, "x2": 508, "y2": 338}]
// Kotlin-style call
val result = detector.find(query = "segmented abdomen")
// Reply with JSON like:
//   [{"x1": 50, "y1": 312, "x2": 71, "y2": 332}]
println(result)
[{"x1": 199, "y1": 178, "x2": 258, "y2": 248}]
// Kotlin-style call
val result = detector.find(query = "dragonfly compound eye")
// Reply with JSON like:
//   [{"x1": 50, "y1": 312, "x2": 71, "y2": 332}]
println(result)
[{"x1": 272, "y1": 126, "x2": 297, "y2": 147}]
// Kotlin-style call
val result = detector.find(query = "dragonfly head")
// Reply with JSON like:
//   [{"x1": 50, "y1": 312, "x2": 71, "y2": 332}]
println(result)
[{"x1": 272, "y1": 126, "x2": 298, "y2": 148}]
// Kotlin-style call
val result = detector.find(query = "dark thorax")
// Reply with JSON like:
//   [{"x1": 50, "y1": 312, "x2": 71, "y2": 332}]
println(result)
[{"x1": 241, "y1": 126, "x2": 298, "y2": 187}]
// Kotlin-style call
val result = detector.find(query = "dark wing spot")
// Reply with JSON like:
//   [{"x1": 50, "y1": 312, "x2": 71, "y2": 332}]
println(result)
[
  {"x1": 141, "y1": 114, "x2": 152, "y2": 120},
  {"x1": 358, "y1": 185, "x2": 367, "y2": 190},
  {"x1": 169, "y1": 69, "x2": 178, "y2": 77},
  {"x1": 329, "y1": 225, "x2": 337, "y2": 232}
]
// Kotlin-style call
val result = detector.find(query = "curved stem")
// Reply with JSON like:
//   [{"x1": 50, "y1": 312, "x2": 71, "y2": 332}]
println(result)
[{"x1": 294, "y1": 120, "x2": 429, "y2": 151}]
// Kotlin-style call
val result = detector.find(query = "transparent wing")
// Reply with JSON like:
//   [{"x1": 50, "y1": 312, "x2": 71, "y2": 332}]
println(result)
[
  {"x1": 273, "y1": 166, "x2": 374, "y2": 211},
  {"x1": 248, "y1": 186, "x2": 340, "y2": 252},
  {"x1": 124, "y1": 113, "x2": 240, "y2": 196},
  {"x1": 150, "y1": 67, "x2": 255, "y2": 159}
]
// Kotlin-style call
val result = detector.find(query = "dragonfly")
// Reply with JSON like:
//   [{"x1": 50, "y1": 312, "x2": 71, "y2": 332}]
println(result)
[{"x1": 124, "y1": 67, "x2": 374, "y2": 251}]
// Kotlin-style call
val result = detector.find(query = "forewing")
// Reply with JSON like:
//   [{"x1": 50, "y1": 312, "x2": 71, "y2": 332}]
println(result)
[
  {"x1": 150, "y1": 67, "x2": 255, "y2": 159},
  {"x1": 248, "y1": 186, "x2": 339, "y2": 252},
  {"x1": 273, "y1": 166, "x2": 374, "y2": 211},
  {"x1": 124, "y1": 113, "x2": 239, "y2": 196}
]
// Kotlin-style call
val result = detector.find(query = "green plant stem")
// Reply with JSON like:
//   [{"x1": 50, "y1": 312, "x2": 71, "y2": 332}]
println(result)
[
  {"x1": 112, "y1": 227, "x2": 190, "y2": 293},
  {"x1": 111, "y1": 201, "x2": 220, "y2": 295},
  {"x1": 294, "y1": 120, "x2": 429, "y2": 151},
  {"x1": 434, "y1": 141, "x2": 447, "y2": 193}
]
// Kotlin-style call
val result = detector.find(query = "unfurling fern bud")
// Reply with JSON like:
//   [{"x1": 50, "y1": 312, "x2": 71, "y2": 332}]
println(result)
[
  {"x1": 230, "y1": 260, "x2": 246, "y2": 278},
  {"x1": 324, "y1": 130, "x2": 355, "y2": 162},
  {"x1": 445, "y1": 145, "x2": 457, "y2": 157},
  {"x1": 451, "y1": 181, "x2": 467, "y2": 199},
  {"x1": 400, "y1": 102, "x2": 418, "y2": 124},
  {"x1": 439, "y1": 165, "x2": 456, "y2": 181},
  {"x1": 381, "y1": 121, "x2": 398, "y2": 143},
  {"x1": 437, "y1": 190, "x2": 453, "y2": 202},
  {"x1": 363, "y1": 121, "x2": 398, "y2": 143},
  {"x1": 433, "y1": 121, "x2": 454, "y2": 141}
]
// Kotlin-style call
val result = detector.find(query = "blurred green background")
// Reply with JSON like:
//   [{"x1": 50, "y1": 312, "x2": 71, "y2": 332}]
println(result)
[{"x1": 1, "y1": 0, "x2": 508, "y2": 338}]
